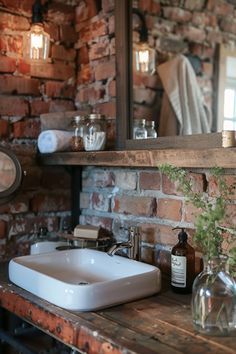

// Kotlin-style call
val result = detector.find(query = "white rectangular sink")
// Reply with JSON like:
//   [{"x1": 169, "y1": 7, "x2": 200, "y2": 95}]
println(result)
[{"x1": 9, "y1": 249, "x2": 161, "y2": 311}]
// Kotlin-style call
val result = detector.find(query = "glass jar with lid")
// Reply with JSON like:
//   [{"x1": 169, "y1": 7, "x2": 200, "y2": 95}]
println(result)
[
  {"x1": 146, "y1": 120, "x2": 157, "y2": 138},
  {"x1": 83, "y1": 113, "x2": 107, "y2": 151},
  {"x1": 70, "y1": 115, "x2": 87, "y2": 152},
  {"x1": 133, "y1": 119, "x2": 147, "y2": 139}
]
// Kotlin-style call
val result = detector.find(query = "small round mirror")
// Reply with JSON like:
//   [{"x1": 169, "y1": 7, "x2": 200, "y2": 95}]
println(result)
[{"x1": 0, "y1": 147, "x2": 23, "y2": 202}]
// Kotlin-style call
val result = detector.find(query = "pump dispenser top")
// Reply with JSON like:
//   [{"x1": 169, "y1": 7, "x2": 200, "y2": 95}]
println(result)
[{"x1": 171, "y1": 227, "x2": 195, "y2": 294}]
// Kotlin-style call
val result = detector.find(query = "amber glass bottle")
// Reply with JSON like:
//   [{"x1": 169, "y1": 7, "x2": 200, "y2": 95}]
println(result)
[{"x1": 171, "y1": 228, "x2": 195, "y2": 294}]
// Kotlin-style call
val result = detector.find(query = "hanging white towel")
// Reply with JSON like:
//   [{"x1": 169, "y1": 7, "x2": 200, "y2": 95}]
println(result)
[
  {"x1": 37, "y1": 130, "x2": 73, "y2": 153},
  {"x1": 157, "y1": 54, "x2": 212, "y2": 135}
]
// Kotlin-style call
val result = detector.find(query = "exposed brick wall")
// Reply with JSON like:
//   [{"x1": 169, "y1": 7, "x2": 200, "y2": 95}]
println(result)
[
  {"x1": 80, "y1": 166, "x2": 236, "y2": 274},
  {"x1": 0, "y1": 0, "x2": 77, "y2": 260}
]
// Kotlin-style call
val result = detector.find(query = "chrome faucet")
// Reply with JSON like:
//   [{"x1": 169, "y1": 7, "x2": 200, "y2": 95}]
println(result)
[{"x1": 107, "y1": 226, "x2": 141, "y2": 260}]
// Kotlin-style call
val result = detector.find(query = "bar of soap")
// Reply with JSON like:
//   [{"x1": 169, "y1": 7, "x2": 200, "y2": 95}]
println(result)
[{"x1": 73, "y1": 225, "x2": 99, "y2": 239}]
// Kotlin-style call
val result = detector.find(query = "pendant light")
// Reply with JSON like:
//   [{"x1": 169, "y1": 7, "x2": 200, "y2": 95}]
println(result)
[
  {"x1": 133, "y1": 8, "x2": 156, "y2": 75},
  {"x1": 23, "y1": 0, "x2": 50, "y2": 61}
]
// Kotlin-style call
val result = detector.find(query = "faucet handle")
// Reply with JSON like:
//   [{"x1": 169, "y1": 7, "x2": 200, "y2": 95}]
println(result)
[{"x1": 127, "y1": 226, "x2": 141, "y2": 261}]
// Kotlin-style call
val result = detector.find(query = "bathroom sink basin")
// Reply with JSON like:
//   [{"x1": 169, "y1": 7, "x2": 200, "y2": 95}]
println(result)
[{"x1": 9, "y1": 249, "x2": 161, "y2": 311}]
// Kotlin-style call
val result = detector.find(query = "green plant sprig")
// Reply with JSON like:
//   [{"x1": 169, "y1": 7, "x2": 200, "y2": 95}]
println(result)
[{"x1": 159, "y1": 164, "x2": 236, "y2": 270}]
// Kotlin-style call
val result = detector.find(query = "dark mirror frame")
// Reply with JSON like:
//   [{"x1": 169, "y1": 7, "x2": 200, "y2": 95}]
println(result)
[
  {"x1": 115, "y1": 0, "x2": 222, "y2": 151},
  {"x1": 0, "y1": 146, "x2": 23, "y2": 203}
]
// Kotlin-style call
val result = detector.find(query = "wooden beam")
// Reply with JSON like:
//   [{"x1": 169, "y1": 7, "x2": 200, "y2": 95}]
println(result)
[{"x1": 38, "y1": 147, "x2": 236, "y2": 168}]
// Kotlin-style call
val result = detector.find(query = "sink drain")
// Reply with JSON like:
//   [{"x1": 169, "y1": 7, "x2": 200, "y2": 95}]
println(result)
[{"x1": 78, "y1": 281, "x2": 89, "y2": 285}]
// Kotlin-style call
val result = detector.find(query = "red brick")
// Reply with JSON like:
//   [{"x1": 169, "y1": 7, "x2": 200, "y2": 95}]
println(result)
[
  {"x1": 94, "y1": 58, "x2": 115, "y2": 81},
  {"x1": 51, "y1": 45, "x2": 76, "y2": 62},
  {"x1": 95, "y1": 100, "x2": 116, "y2": 118},
  {"x1": 157, "y1": 198, "x2": 182, "y2": 221},
  {"x1": 59, "y1": 24, "x2": 77, "y2": 43},
  {"x1": 77, "y1": 64, "x2": 94, "y2": 85},
  {"x1": 91, "y1": 192, "x2": 110, "y2": 212},
  {"x1": 192, "y1": 12, "x2": 217, "y2": 27},
  {"x1": 112, "y1": 196, "x2": 157, "y2": 216},
  {"x1": 0, "y1": 76, "x2": 40, "y2": 95},
  {"x1": 12, "y1": 119, "x2": 40, "y2": 138},
  {"x1": 220, "y1": 19, "x2": 236, "y2": 35},
  {"x1": 139, "y1": 0, "x2": 161, "y2": 14},
  {"x1": 108, "y1": 79, "x2": 116, "y2": 97},
  {"x1": 0, "y1": 55, "x2": 16, "y2": 73},
  {"x1": 93, "y1": 171, "x2": 115, "y2": 187},
  {"x1": 0, "y1": 0, "x2": 34, "y2": 14},
  {"x1": 31, "y1": 192, "x2": 71, "y2": 212},
  {"x1": 139, "y1": 171, "x2": 161, "y2": 190},
  {"x1": 0, "y1": 119, "x2": 9, "y2": 137},
  {"x1": 31, "y1": 62, "x2": 75, "y2": 80},
  {"x1": 108, "y1": 15, "x2": 115, "y2": 34},
  {"x1": 44, "y1": 22, "x2": 59, "y2": 42},
  {"x1": 49, "y1": 99, "x2": 75, "y2": 113},
  {"x1": 0, "y1": 96, "x2": 28, "y2": 116},
  {"x1": 208, "y1": 175, "x2": 236, "y2": 200},
  {"x1": 207, "y1": 0, "x2": 234, "y2": 16},
  {"x1": 183, "y1": 201, "x2": 202, "y2": 224},
  {"x1": 0, "y1": 12, "x2": 30, "y2": 31},
  {"x1": 0, "y1": 34, "x2": 23, "y2": 55},
  {"x1": 184, "y1": 0, "x2": 205, "y2": 11},
  {"x1": 102, "y1": 0, "x2": 115, "y2": 13},
  {"x1": 8, "y1": 216, "x2": 60, "y2": 238},
  {"x1": 80, "y1": 215, "x2": 112, "y2": 231},
  {"x1": 176, "y1": 25, "x2": 206, "y2": 43},
  {"x1": 78, "y1": 46, "x2": 89, "y2": 66},
  {"x1": 47, "y1": 2, "x2": 75, "y2": 25},
  {"x1": 80, "y1": 19, "x2": 108, "y2": 43},
  {"x1": 17, "y1": 59, "x2": 30, "y2": 75},
  {"x1": 45, "y1": 81, "x2": 75, "y2": 98},
  {"x1": 163, "y1": 7, "x2": 192, "y2": 23},
  {"x1": 76, "y1": 86, "x2": 105, "y2": 104},
  {"x1": 140, "y1": 223, "x2": 178, "y2": 245},
  {"x1": 76, "y1": 0, "x2": 98, "y2": 23},
  {"x1": 89, "y1": 38, "x2": 110, "y2": 60},
  {"x1": 162, "y1": 172, "x2": 205, "y2": 195},
  {"x1": 31, "y1": 100, "x2": 50, "y2": 116}
]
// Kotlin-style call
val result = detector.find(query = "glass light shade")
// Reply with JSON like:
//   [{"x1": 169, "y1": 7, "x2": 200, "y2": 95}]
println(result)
[
  {"x1": 133, "y1": 42, "x2": 156, "y2": 74},
  {"x1": 24, "y1": 24, "x2": 50, "y2": 61}
]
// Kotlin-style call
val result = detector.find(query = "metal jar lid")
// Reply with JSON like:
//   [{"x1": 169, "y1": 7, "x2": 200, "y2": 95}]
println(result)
[{"x1": 88, "y1": 113, "x2": 105, "y2": 120}]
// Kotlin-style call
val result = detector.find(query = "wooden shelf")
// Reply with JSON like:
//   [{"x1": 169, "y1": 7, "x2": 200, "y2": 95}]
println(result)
[{"x1": 39, "y1": 147, "x2": 236, "y2": 168}]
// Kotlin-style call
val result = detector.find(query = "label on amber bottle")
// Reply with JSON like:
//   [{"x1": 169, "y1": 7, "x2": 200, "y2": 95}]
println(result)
[{"x1": 171, "y1": 255, "x2": 186, "y2": 288}]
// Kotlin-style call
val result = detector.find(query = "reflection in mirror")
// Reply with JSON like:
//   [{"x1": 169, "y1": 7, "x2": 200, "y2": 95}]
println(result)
[
  {"x1": 0, "y1": 147, "x2": 23, "y2": 203},
  {"x1": 131, "y1": 0, "x2": 236, "y2": 139}
]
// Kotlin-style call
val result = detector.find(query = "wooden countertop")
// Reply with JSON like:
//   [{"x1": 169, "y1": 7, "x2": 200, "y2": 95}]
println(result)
[{"x1": 0, "y1": 263, "x2": 235, "y2": 354}]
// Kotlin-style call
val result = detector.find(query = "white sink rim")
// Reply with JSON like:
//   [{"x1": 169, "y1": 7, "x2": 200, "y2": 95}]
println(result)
[{"x1": 9, "y1": 248, "x2": 161, "y2": 311}]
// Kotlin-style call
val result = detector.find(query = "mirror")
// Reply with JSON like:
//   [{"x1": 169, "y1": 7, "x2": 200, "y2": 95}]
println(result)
[
  {"x1": 0, "y1": 147, "x2": 23, "y2": 203},
  {"x1": 115, "y1": 0, "x2": 236, "y2": 149}
]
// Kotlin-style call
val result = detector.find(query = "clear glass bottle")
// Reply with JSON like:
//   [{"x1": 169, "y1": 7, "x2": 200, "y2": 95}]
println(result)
[
  {"x1": 133, "y1": 119, "x2": 147, "y2": 139},
  {"x1": 70, "y1": 115, "x2": 87, "y2": 152},
  {"x1": 146, "y1": 120, "x2": 157, "y2": 138},
  {"x1": 191, "y1": 255, "x2": 236, "y2": 336},
  {"x1": 83, "y1": 113, "x2": 107, "y2": 151}
]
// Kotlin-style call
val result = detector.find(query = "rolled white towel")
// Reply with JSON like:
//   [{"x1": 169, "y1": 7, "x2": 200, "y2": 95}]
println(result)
[{"x1": 37, "y1": 130, "x2": 73, "y2": 153}]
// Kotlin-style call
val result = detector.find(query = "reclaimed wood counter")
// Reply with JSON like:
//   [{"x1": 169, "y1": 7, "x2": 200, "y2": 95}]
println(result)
[{"x1": 0, "y1": 263, "x2": 235, "y2": 354}]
